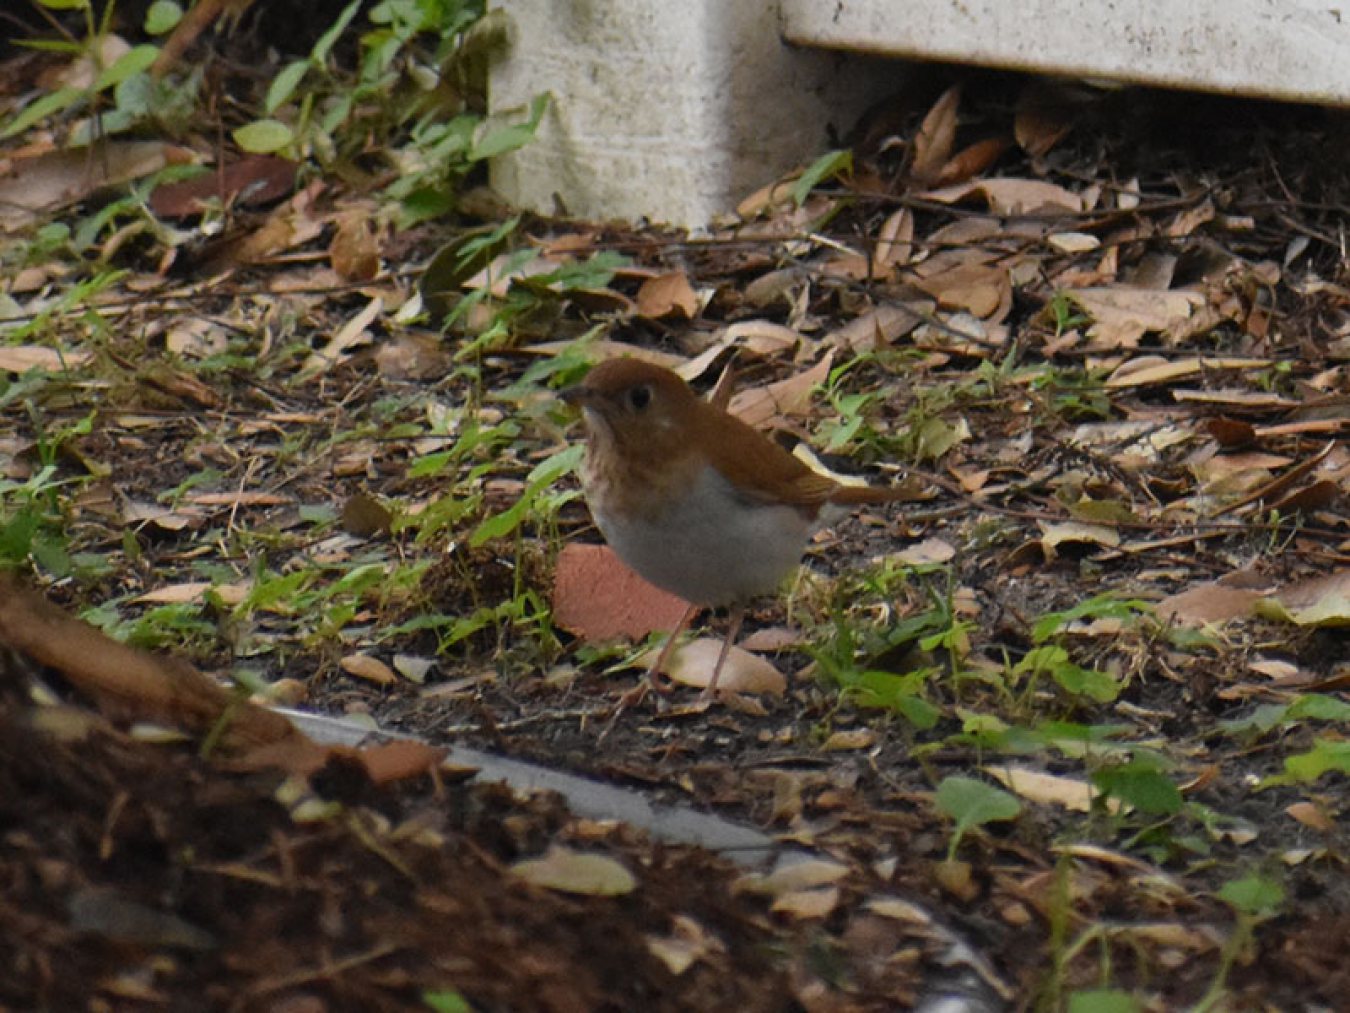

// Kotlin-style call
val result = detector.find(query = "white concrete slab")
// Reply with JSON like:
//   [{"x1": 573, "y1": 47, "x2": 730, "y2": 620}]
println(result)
[
  {"x1": 489, "y1": 1, "x2": 1350, "y2": 228},
  {"x1": 782, "y1": 0, "x2": 1350, "y2": 107},
  {"x1": 489, "y1": 2, "x2": 896, "y2": 227}
]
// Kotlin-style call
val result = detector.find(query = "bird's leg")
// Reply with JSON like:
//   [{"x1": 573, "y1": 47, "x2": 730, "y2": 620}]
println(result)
[
  {"x1": 644, "y1": 602, "x2": 697, "y2": 694},
  {"x1": 602, "y1": 603, "x2": 698, "y2": 733},
  {"x1": 700, "y1": 603, "x2": 744, "y2": 702}
]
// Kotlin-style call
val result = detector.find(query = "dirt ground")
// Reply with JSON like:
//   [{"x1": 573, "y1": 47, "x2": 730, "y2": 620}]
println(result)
[{"x1": 1, "y1": 13, "x2": 1349, "y2": 1011}]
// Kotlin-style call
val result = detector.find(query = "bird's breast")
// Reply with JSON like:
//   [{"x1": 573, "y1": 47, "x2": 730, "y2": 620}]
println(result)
[{"x1": 588, "y1": 462, "x2": 814, "y2": 606}]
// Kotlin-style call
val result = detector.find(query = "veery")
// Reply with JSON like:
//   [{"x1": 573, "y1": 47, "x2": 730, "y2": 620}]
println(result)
[{"x1": 561, "y1": 357, "x2": 903, "y2": 701}]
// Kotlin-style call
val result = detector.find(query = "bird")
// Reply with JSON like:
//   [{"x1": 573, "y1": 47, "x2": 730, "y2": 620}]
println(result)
[{"x1": 560, "y1": 356, "x2": 905, "y2": 702}]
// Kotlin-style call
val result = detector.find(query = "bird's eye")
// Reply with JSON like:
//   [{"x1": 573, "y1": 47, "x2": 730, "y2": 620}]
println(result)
[{"x1": 627, "y1": 385, "x2": 651, "y2": 410}]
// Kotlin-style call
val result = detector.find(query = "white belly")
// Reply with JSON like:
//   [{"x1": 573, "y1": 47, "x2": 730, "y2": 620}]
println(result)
[{"x1": 592, "y1": 466, "x2": 812, "y2": 606}]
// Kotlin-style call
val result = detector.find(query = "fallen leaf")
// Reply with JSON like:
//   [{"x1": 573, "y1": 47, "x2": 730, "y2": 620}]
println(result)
[
  {"x1": 909, "y1": 85, "x2": 961, "y2": 185},
  {"x1": 736, "y1": 857, "x2": 849, "y2": 896},
  {"x1": 923, "y1": 178, "x2": 1085, "y2": 215},
  {"x1": 551, "y1": 543, "x2": 691, "y2": 642},
  {"x1": 341, "y1": 493, "x2": 392, "y2": 537},
  {"x1": 0, "y1": 142, "x2": 192, "y2": 231},
  {"x1": 1285, "y1": 801, "x2": 1334, "y2": 832},
  {"x1": 1040, "y1": 521, "x2": 1120, "y2": 557},
  {"x1": 133, "y1": 581, "x2": 251, "y2": 606},
  {"x1": 358, "y1": 739, "x2": 448, "y2": 785},
  {"x1": 510, "y1": 846, "x2": 637, "y2": 896},
  {"x1": 645, "y1": 915, "x2": 724, "y2": 975},
  {"x1": 823, "y1": 302, "x2": 927, "y2": 352},
  {"x1": 0, "y1": 346, "x2": 94, "y2": 373},
  {"x1": 728, "y1": 352, "x2": 834, "y2": 427},
  {"x1": 300, "y1": 296, "x2": 382, "y2": 377},
  {"x1": 1068, "y1": 288, "x2": 1204, "y2": 350},
  {"x1": 1105, "y1": 355, "x2": 1273, "y2": 389},
  {"x1": 636, "y1": 271, "x2": 700, "y2": 320},
  {"x1": 1156, "y1": 583, "x2": 1262, "y2": 626},
  {"x1": 149, "y1": 155, "x2": 295, "y2": 218},
  {"x1": 771, "y1": 886, "x2": 839, "y2": 920},
  {"x1": 985, "y1": 765, "x2": 1102, "y2": 813},
  {"x1": 1015, "y1": 79, "x2": 1091, "y2": 157},
  {"x1": 821, "y1": 728, "x2": 876, "y2": 751},
  {"x1": 648, "y1": 638, "x2": 786, "y2": 696},
  {"x1": 329, "y1": 210, "x2": 382, "y2": 281},
  {"x1": 932, "y1": 858, "x2": 978, "y2": 901},
  {"x1": 873, "y1": 206, "x2": 915, "y2": 271},
  {"x1": 340, "y1": 653, "x2": 397, "y2": 686}
]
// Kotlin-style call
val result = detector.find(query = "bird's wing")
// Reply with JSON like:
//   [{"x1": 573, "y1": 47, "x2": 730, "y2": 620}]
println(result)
[{"x1": 695, "y1": 404, "x2": 840, "y2": 512}]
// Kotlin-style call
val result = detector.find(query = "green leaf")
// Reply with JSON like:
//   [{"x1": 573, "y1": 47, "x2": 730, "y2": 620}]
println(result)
[
  {"x1": 144, "y1": 1, "x2": 183, "y2": 35},
  {"x1": 791, "y1": 148, "x2": 852, "y2": 207},
  {"x1": 470, "y1": 93, "x2": 549, "y2": 161},
  {"x1": 1091, "y1": 762, "x2": 1181, "y2": 815},
  {"x1": 266, "y1": 60, "x2": 311, "y2": 113},
  {"x1": 1218, "y1": 873, "x2": 1284, "y2": 917},
  {"x1": 1068, "y1": 990, "x2": 1140, "y2": 1013},
  {"x1": 1286, "y1": 693, "x2": 1350, "y2": 722},
  {"x1": 1051, "y1": 661, "x2": 1120, "y2": 703},
  {"x1": 934, "y1": 776, "x2": 1021, "y2": 835},
  {"x1": 233, "y1": 118, "x2": 294, "y2": 153},
  {"x1": 1, "y1": 86, "x2": 84, "y2": 139},
  {"x1": 422, "y1": 990, "x2": 472, "y2": 1013},
  {"x1": 312, "y1": 0, "x2": 363, "y2": 64},
  {"x1": 93, "y1": 45, "x2": 159, "y2": 91},
  {"x1": 1269, "y1": 738, "x2": 1350, "y2": 785}
]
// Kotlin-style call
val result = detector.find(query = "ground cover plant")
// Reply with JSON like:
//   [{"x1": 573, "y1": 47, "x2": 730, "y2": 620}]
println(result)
[{"x1": 1, "y1": 1, "x2": 1348, "y2": 1009}]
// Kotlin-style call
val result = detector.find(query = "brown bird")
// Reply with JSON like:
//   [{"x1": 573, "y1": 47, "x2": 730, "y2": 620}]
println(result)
[{"x1": 561, "y1": 357, "x2": 904, "y2": 700}]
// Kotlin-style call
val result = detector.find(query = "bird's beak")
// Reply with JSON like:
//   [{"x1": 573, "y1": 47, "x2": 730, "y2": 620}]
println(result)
[{"x1": 559, "y1": 384, "x2": 591, "y2": 408}]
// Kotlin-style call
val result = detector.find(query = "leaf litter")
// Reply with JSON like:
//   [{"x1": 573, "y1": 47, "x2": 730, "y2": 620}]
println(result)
[{"x1": 1, "y1": 23, "x2": 1349, "y2": 1012}]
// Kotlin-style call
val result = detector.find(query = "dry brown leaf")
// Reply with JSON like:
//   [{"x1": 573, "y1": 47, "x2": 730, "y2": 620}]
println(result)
[
  {"x1": 358, "y1": 739, "x2": 447, "y2": 785},
  {"x1": 374, "y1": 333, "x2": 452, "y2": 380},
  {"x1": 736, "y1": 858, "x2": 850, "y2": 896},
  {"x1": 1285, "y1": 801, "x2": 1335, "y2": 832},
  {"x1": 551, "y1": 543, "x2": 691, "y2": 643},
  {"x1": 329, "y1": 211, "x2": 382, "y2": 282},
  {"x1": 645, "y1": 915, "x2": 725, "y2": 975},
  {"x1": 728, "y1": 352, "x2": 834, "y2": 427},
  {"x1": 985, "y1": 766, "x2": 1105, "y2": 813},
  {"x1": 1040, "y1": 521, "x2": 1120, "y2": 557},
  {"x1": 873, "y1": 207, "x2": 915, "y2": 272},
  {"x1": 922, "y1": 178, "x2": 1084, "y2": 215},
  {"x1": 300, "y1": 296, "x2": 382, "y2": 377},
  {"x1": 134, "y1": 582, "x2": 251, "y2": 606},
  {"x1": 719, "y1": 320, "x2": 808, "y2": 357},
  {"x1": 823, "y1": 303, "x2": 927, "y2": 353},
  {"x1": 889, "y1": 537, "x2": 957, "y2": 566},
  {"x1": 647, "y1": 638, "x2": 786, "y2": 696},
  {"x1": 910, "y1": 258, "x2": 1008, "y2": 317},
  {"x1": 1015, "y1": 80, "x2": 1089, "y2": 157},
  {"x1": 188, "y1": 491, "x2": 293, "y2": 507},
  {"x1": 510, "y1": 846, "x2": 637, "y2": 896},
  {"x1": 771, "y1": 886, "x2": 839, "y2": 920},
  {"x1": 0, "y1": 346, "x2": 94, "y2": 373},
  {"x1": 821, "y1": 729, "x2": 877, "y2": 751},
  {"x1": 636, "y1": 271, "x2": 700, "y2": 320},
  {"x1": 936, "y1": 137, "x2": 1011, "y2": 188},
  {"x1": 1155, "y1": 583, "x2": 1262, "y2": 627},
  {"x1": 910, "y1": 85, "x2": 961, "y2": 185},
  {"x1": 149, "y1": 155, "x2": 295, "y2": 218},
  {"x1": 1067, "y1": 288, "x2": 1204, "y2": 350},
  {"x1": 1105, "y1": 355, "x2": 1271, "y2": 389},
  {"x1": 0, "y1": 142, "x2": 192, "y2": 231},
  {"x1": 340, "y1": 653, "x2": 397, "y2": 686}
]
